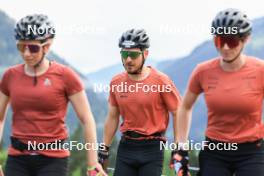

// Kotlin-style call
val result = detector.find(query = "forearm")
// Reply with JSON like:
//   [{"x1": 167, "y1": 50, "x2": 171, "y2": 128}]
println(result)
[
  {"x1": 103, "y1": 116, "x2": 119, "y2": 146},
  {"x1": 172, "y1": 111, "x2": 178, "y2": 144},
  {"x1": 0, "y1": 93, "x2": 9, "y2": 143},
  {"x1": 82, "y1": 115, "x2": 98, "y2": 166},
  {"x1": 0, "y1": 119, "x2": 6, "y2": 143},
  {"x1": 176, "y1": 106, "x2": 192, "y2": 144}
]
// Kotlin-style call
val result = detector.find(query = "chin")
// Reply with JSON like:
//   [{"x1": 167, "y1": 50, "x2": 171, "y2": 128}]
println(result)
[
  {"x1": 126, "y1": 70, "x2": 134, "y2": 74},
  {"x1": 125, "y1": 67, "x2": 133, "y2": 72},
  {"x1": 126, "y1": 69, "x2": 136, "y2": 74},
  {"x1": 25, "y1": 61, "x2": 37, "y2": 67},
  {"x1": 221, "y1": 54, "x2": 233, "y2": 60}
]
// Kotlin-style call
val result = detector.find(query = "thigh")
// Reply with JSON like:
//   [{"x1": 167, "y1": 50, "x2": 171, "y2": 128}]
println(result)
[
  {"x1": 138, "y1": 159, "x2": 163, "y2": 176},
  {"x1": 113, "y1": 152, "x2": 138, "y2": 176},
  {"x1": 36, "y1": 155, "x2": 68, "y2": 176},
  {"x1": 5, "y1": 155, "x2": 32, "y2": 176},
  {"x1": 235, "y1": 152, "x2": 264, "y2": 176},
  {"x1": 199, "y1": 150, "x2": 233, "y2": 176},
  {"x1": 138, "y1": 144, "x2": 164, "y2": 176},
  {"x1": 114, "y1": 141, "x2": 138, "y2": 176}
]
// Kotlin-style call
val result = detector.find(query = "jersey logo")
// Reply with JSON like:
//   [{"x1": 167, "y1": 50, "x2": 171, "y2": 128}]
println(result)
[
  {"x1": 119, "y1": 94, "x2": 128, "y2": 98},
  {"x1": 44, "y1": 78, "x2": 52, "y2": 86}
]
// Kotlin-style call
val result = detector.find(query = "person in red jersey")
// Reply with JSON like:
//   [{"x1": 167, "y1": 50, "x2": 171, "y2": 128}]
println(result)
[
  {"x1": 98, "y1": 29, "x2": 182, "y2": 176},
  {"x1": 0, "y1": 14, "x2": 106, "y2": 176},
  {"x1": 175, "y1": 8, "x2": 264, "y2": 176}
]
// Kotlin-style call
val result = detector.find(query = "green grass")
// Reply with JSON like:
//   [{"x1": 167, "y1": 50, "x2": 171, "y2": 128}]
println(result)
[{"x1": 72, "y1": 168, "x2": 81, "y2": 176}]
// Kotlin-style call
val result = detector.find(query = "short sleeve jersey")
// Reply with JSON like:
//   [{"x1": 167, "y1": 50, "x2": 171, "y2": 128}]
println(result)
[
  {"x1": 108, "y1": 66, "x2": 181, "y2": 135},
  {"x1": 0, "y1": 61, "x2": 84, "y2": 157},
  {"x1": 188, "y1": 56, "x2": 264, "y2": 143}
]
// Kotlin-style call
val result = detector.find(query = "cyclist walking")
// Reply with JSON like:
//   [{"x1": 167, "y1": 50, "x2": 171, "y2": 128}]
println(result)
[
  {"x1": 99, "y1": 29, "x2": 182, "y2": 176},
  {"x1": 175, "y1": 8, "x2": 264, "y2": 176},
  {"x1": 0, "y1": 14, "x2": 106, "y2": 176}
]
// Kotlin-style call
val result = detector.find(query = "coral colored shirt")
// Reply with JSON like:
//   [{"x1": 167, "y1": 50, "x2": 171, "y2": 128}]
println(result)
[
  {"x1": 188, "y1": 56, "x2": 264, "y2": 143},
  {"x1": 0, "y1": 61, "x2": 84, "y2": 157},
  {"x1": 109, "y1": 67, "x2": 181, "y2": 135}
]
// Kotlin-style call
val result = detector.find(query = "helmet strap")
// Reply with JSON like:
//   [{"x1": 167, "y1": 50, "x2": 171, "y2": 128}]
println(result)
[{"x1": 33, "y1": 51, "x2": 45, "y2": 86}]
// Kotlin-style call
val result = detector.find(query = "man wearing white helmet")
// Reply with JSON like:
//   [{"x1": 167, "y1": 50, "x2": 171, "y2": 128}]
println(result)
[
  {"x1": 176, "y1": 8, "x2": 264, "y2": 176},
  {"x1": 98, "y1": 29, "x2": 182, "y2": 176},
  {"x1": 0, "y1": 14, "x2": 106, "y2": 176}
]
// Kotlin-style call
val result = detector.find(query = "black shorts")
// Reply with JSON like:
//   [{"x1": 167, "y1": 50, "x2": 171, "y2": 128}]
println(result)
[
  {"x1": 5, "y1": 155, "x2": 68, "y2": 176},
  {"x1": 198, "y1": 138, "x2": 264, "y2": 176},
  {"x1": 114, "y1": 137, "x2": 164, "y2": 176}
]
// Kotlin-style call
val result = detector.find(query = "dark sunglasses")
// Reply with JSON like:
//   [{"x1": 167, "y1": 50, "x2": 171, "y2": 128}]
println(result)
[
  {"x1": 17, "y1": 42, "x2": 48, "y2": 53},
  {"x1": 214, "y1": 35, "x2": 243, "y2": 49},
  {"x1": 120, "y1": 50, "x2": 143, "y2": 60}
]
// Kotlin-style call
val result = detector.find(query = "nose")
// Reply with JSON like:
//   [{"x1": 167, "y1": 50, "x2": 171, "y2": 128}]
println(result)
[
  {"x1": 222, "y1": 43, "x2": 230, "y2": 50},
  {"x1": 22, "y1": 47, "x2": 31, "y2": 56},
  {"x1": 125, "y1": 56, "x2": 133, "y2": 62}
]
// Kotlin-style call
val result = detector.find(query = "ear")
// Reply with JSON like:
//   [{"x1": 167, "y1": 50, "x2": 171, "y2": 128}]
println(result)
[
  {"x1": 43, "y1": 44, "x2": 51, "y2": 54},
  {"x1": 143, "y1": 49, "x2": 149, "y2": 58},
  {"x1": 242, "y1": 35, "x2": 250, "y2": 44},
  {"x1": 43, "y1": 39, "x2": 53, "y2": 54}
]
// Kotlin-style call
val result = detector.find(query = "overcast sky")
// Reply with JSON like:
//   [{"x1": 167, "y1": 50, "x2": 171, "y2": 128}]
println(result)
[{"x1": 1, "y1": 0, "x2": 264, "y2": 73}]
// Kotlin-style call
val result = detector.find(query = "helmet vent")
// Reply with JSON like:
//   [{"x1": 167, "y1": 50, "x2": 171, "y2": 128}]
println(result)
[
  {"x1": 237, "y1": 20, "x2": 243, "y2": 25},
  {"x1": 134, "y1": 36, "x2": 140, "y2": 41},
  {"x1": 216, "y1": 19, "x2": 220, "y2": 26},
  {"x1": 242, "y1": 22, "x2": 250, "y2": 29},
  {"x1": 222, "y1": 18, "x2": 227, "y2": 26},
  {"x1": 228, "y1": 19, "x2": 233, "y2": 26},
  {"x1": 233, "y1": 12, "x2": 238, "y2": 16}
]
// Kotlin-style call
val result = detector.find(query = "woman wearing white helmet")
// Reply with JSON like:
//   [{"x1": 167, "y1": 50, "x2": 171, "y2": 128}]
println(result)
[
  {"x1": 0, "y1": 14, "x2": 106, "y2": 176},
  {"x1": 175, "y1": 8, "x2": 264, "y2": 176}
]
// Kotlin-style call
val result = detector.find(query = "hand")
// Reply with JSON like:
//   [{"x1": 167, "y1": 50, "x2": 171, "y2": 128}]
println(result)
[
  {"x1": 170, "y1": 150, "x2": 191, "y2": 176},
  {"x1": 87, "y1": 162, "x2": 108, "y2": 176},
  {"x1": 98, "y1": 144, "x2": 110, "y2": 171}
]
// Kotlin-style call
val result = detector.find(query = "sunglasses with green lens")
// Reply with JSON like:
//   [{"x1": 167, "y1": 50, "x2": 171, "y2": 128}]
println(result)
[{"x1": 120, "y1": 50, "x2": 142, "y2": 60}]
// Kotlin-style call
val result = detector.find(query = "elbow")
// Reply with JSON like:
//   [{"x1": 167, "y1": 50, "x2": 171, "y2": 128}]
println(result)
[
  {"x1": 181, "y1": 101, "x2": 193, "y2": 112},
  {"x1": 79, "y1": 113, "x2": 95, "y2": 126}
]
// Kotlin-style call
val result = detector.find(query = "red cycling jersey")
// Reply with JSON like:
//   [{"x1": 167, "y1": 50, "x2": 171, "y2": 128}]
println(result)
[
  {"x1": 109, "y1": 66, "x2": 181, "y2": 135},
  {"x1": 188, "y1": 56, "x2": 264, "y2": 143},
  {"x1": 0, "y1": 61, "x2": 84, "y2": 157}
]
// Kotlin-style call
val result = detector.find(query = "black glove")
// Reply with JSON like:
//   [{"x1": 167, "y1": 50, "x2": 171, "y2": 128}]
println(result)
[
  {"x1": 170, "y1": 149, "x2": 190, "y2": 176},
  {"x1": 98, "y1": 144, "x2": 110, "y2": 171}
]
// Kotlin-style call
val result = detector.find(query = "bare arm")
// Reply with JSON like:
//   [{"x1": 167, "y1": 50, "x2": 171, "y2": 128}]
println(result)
[
  {"x1": 171, "y1": 110, "x2": 178, "y2": 144},
  {"x1": 0, "y1": 91, "x2": 9, "y2": 175},
  {"x1": 0, "y1": 91, "x2": 9, "y2": 142},
  {"x1": 176, "y1": 90, "x2": 199, "y2": 144},
  {"x1": 103, "y1": 104, "x2": 120, "y2": 146},
  {"x1": 69, "y1": 90, "x2": 98, "y2": 166}
]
